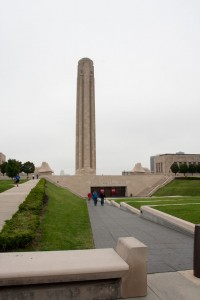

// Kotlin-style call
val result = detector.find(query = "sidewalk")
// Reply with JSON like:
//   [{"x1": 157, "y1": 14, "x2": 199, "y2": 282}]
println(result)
[
  {"x1": 0, "y1": 179, "x2": 39, "y2": 230},
  {"x1": 0, "y1": 184, "x2": 200, "y2": 299},
  {"x1": 87, "y1": 200, "x2": 200, "y2": 299},
  {"x1": 133, "y1": 270, "x2": 200, "y2": 300}
]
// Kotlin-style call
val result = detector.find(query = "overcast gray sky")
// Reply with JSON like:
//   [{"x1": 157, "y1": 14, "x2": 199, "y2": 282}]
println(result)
[{"x1": 1, "y1": 0, "x2": 200, "y2": 175}]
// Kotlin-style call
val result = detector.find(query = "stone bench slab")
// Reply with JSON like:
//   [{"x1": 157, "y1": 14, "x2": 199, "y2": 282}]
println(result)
[{"x1": 0, "y1": 248, "x2": 129, "y2": 286}]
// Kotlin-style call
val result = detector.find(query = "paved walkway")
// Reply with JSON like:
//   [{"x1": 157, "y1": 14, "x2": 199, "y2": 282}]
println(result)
[
  {"x1": 0, "y1": 180, "x2": 39, "y2": 230},
  {"x1": 87, "y1": 200, "x2": 200, "y2": 299},
  {"x1": 87, "y1": 201, "x2": 193, "y2": 273},
  {"x1": 0, "y1": 184, "x2": 200, "y2": 299}
]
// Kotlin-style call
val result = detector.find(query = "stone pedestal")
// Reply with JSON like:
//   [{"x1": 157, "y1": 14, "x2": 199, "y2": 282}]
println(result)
[{"x1": 116, "y1": 237, "x2": 147, "y2": 298}]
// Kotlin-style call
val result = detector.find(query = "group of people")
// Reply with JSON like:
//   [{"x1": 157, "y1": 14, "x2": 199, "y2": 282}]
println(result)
[{"x1": 87, "y1": 189, "x2": 106, "y2": 206}]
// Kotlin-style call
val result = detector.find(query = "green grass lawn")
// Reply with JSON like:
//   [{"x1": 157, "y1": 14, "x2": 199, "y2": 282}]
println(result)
[
  {"x1": 154, "y1": 203, "x2": 200, "y2": 224},
  {"x1": 154, "y1": 177, "x2": 200, "y2": 196},
  {"x1": 114, "y1": 178, "x2": 200, "y2": 224},
  {"x1": 0, "y1": 179, "x2": 27, "y2": 193},
  {"x1": 30, "y1": 181, "x2": 94, "y2": 251},
  {"x1": 115, "y1": 197, "x2": 200, "y2": 224}
]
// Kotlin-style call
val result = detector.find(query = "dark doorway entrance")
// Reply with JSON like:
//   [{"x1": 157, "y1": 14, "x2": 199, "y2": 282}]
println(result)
[{"x1": 91, "y1": 186, "x2": 126, "y2": 197}]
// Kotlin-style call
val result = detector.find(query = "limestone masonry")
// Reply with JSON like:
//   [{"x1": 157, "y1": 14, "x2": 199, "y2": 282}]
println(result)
[
  {"x1": 151, "y1": 153, "x2": 200, "y2": 173},
  {"x1": 0, "y1": 153, "x2": 6, "y2": 165},
  {"x1": 75, "y1": 58, "x2": 96, "y2": 175}
]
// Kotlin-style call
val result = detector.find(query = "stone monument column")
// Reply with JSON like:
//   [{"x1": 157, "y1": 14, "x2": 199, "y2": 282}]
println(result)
[{"x1": 75, "y1": 58, "x2": 96, "y2": 175}]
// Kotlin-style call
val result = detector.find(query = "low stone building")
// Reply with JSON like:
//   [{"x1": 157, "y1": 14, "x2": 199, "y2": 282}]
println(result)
[
  {"x1": 46, "y1": 173, "x2": 169, "y2": 198},
  {"x1": 151, "y1": 153, "x2": 200, "y2": 174}
]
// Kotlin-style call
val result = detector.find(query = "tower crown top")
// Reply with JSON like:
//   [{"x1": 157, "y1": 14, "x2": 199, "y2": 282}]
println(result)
[{"x1": 79, "y1": 57, "x2": 93, "y2": 63}]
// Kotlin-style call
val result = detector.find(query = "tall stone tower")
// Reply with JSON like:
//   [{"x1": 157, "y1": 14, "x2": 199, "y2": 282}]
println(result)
[{"x1": 75, "y1": 58, "x2": 96, "y2": 175}]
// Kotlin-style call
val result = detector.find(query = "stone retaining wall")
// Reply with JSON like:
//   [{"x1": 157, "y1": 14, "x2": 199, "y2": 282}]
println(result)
[{"x1": 0, "y1": 237, "x2": 147, "y2": 300}]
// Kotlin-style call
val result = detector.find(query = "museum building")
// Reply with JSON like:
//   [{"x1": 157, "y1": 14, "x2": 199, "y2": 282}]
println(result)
[
  {"x1": 151, "y1": 153, "x2": 200, "y2": 174},
  {"x1": 0, "y1": 153, "x2": 6, "y2": 165}
]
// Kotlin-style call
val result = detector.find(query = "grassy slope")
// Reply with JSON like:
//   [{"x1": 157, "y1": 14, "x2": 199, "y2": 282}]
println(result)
[
  {"x1": 115, "y1": 178, "x2": 200, "y2": 224},
  {"x1": 0, "y1": 179, "x2": 27, "y2": 193},
  {"x1": 116, "y1": 197, "x2": 200, "y2": 209},
  {"x1": 154, "y1": 204, "x2": 200, "y2": 224},
  {"x1": 154, "y1": 178, "x2": 200, "y2": 196},
  {"x1": 32, "y1": 181, "x2": 94, "y2": 251},
  {"x1": 0, "y1": 180, "x2": 14, "y2": 193}
]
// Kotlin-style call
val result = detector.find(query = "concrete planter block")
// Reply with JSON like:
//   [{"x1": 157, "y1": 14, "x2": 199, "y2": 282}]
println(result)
[
  {"x1": 141, "y1": 205, "x2": 195, "y2": 236},
  {"x1": 115, "y1": 237, "x2": 147, "y2": 298}
]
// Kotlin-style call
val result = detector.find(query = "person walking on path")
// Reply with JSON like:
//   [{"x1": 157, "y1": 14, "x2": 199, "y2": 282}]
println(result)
[
  {"x1": 99, "y1": 190, "x2": 105, "y2": 206},
  {"x1": 87, "y1": 192, "x2": 92, "y2": 202},
  {"x1": 92, "y1": 191, "x2": 98, "y2": 206},
  {"x1": 15, "y1": 174, "x2": 20, "y2": 187}
]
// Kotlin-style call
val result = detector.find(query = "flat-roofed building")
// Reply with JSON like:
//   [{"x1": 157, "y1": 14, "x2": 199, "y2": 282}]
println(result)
[
  {"x1": 152, "y1": 152, "x2": 200, "y2": 174},
  {"x1": 0, "y1": 153, "x2": 6, "y2": 164}
]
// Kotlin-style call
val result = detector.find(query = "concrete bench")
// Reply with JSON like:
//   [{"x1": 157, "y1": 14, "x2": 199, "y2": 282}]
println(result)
[{"x1": 0, "y1": 237, "x2": 147, "y2": 300}]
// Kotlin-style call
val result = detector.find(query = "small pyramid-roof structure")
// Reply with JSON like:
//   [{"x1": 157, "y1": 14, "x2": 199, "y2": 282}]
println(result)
[
  {"x1": 37, "y1": 162, "x2": 54, "y2": 175},
  {"x1": 132, "y1": 163, "x2": 145, "y2": 173}
]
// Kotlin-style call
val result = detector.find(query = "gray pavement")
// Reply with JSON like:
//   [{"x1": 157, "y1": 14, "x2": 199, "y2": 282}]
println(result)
[
  {"x1": 131, "y1": 271, "x2": 200, "y2": 300},
  {"x1": 0, "y1": 184, "x2": 200, "y2": 299},
  {"x1": 0, "y1": 179, "x2": 39, "y2": 230},
  {"x1": 87, "y1": 201, "x2": 193, "y2": 274},
  {"x1": 87, "y1": 200, "x2": 200, "y2": 299}
]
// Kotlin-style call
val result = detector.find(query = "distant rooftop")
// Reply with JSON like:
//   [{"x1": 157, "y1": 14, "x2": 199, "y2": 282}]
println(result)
[{"x1": 157, "y1": 153, "x2": 200, "y2": 156}]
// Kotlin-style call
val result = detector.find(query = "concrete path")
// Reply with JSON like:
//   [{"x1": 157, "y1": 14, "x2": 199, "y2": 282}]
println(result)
[
  {"x1": 0, "y1": 183, "x2": 200, "y2": 299},
  {"x1": 87, "y1": 201, "x2": 193, "y2": 274},
  {"x1": 132, "y1": 271, "x2": 200, "y2": 300},
  {"x1": 87, "y1": 200, "x2": 200, "y2": 300},
  {"x1": 0, "y1": 180, "x2": 39, "y2": 230}
]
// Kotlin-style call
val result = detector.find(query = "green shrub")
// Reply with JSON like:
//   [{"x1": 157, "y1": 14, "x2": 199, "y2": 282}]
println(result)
[{"x1": 0, "y1": 179, "x2": 46, "y2": 251}]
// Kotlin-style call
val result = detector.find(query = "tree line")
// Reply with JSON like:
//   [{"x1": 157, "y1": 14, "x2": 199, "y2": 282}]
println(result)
[
  {"x1": 170, "y1": 162, "x2": 200, "y2": 176},
  {"x1": 0, "y1": 159, "x2": 35, "y2": 179}
]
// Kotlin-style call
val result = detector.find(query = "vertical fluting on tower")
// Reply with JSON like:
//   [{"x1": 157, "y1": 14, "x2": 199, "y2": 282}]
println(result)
[{"x1": 75, "y1": 58, "x2": 96, "y2": 175}]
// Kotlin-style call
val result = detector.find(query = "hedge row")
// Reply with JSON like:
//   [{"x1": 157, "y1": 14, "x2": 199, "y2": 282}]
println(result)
[{"x1": 0, "y1": 179, "x2": 46, "y2": 251}]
